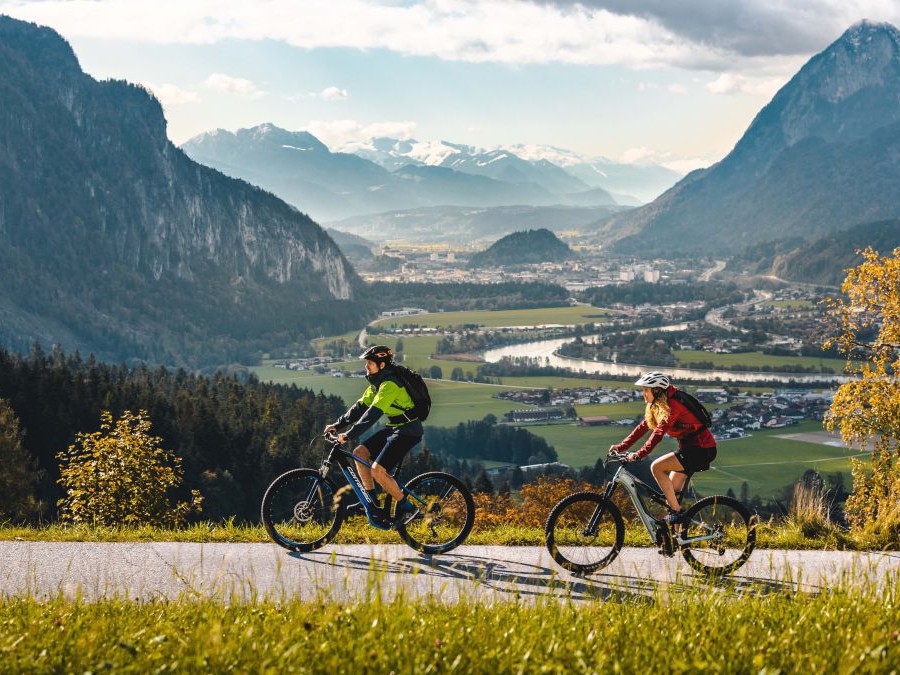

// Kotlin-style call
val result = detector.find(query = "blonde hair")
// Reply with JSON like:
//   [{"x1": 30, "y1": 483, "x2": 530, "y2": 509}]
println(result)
[{"x1": 644, "y1": 388, "x2": 670, "y2": 430}]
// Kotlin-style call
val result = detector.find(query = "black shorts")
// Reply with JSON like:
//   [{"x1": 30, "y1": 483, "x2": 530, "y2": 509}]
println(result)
[
  {"x1": 361, "y1": 427, "x2": 422, "y2": 472},
  {"x1": 675, "y1": 444, "x2": 717, "y2": 474}
]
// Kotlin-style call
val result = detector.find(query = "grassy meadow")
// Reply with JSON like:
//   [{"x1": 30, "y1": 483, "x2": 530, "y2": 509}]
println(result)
[
  {"x1": 673, "y1": 349, "x2": 849, "y2": 372},
  {"x1": 372, "y1": 305, "x2": 611, "y2": 330},
  {"x1": 1, "y1": 576, "x2": 897, "y2": 673}
]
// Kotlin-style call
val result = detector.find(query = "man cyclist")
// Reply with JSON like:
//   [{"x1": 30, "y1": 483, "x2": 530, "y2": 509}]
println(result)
[
  {"x1": 324, "y1": 345, "x2": 422, "y2": 524},
  {"x1": 609, "y1": 372, "x2": 717, "y2": 525}
]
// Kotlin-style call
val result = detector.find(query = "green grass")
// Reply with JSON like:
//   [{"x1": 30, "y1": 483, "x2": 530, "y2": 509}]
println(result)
[
  {"x1": 0, "y1": 577, "x2": 897, "y2": 672},
  {"x1": 674, "y1": 349, "x2": 849, "y2": 372},
  {"x1": 0, "y1": 517, "x2": 883, "y2": 550},
  {"x1": 695, "y1": 422, "x2": 860, "y2": 499},
  {"x1": 372, "y1": 305, "x2": 610, "y2": 329},
  {"x1": 513, "y1": 420, "x2": 857, "y2": 501},
  {"x1": 522, "y1": 422, "x2": 638, "y2": 468},
  {"x1": 311, "y1": 330, "x2": 360, "y2": 351}
]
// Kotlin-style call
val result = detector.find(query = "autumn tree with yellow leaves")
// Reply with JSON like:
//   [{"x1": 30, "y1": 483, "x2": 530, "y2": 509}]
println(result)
[
  {"x1": 825, "y1": 247, "x2": 900, "y2": 545},
  {"x1": 57, "y1": 410, "x2": 202, "y2": 527}
]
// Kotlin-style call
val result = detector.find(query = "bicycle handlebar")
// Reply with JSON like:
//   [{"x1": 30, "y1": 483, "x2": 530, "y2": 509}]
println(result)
[{"x1": 323, "y1": 431, "x2": 345, "y2": 445}]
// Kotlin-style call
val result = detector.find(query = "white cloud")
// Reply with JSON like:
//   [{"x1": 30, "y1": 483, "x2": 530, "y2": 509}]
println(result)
[
  {"x1": 705, "y1": 73, "x2": 785, "y2": 97},
  {"x1": 319, "y1": 86, "x2": 349, "y2": 101},
  {"x1": 140, "y1": 82, "x2": 199, "y2": 105},
  {"x1": 202, "y1": 73, "x2": 264, "y2": 98},
  {"x1": 304, "y1": 119, "x2": 418, "y2": 150},
  {"x1": 0, "y1": 0, "x2": 810, "y2": 72},
  {"x1": 620, "y1": 146, "x2": 713, "y2": 172},
  {"x1": 666, "y1": 83, "x2": 688, "y2": 95}
]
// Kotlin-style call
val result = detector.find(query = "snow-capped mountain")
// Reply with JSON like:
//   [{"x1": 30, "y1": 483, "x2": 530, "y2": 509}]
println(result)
[
  {"x1": 348, "y1": 137, "x2": 680, "y2": 203},
  {"x1": 183, "y1": 125, "x2": 620, "y2": 221}
]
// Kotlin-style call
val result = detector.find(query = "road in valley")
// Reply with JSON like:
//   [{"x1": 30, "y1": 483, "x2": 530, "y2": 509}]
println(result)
[{"x1": 1, "y1": 543, "x2": 895, "y2": 603}]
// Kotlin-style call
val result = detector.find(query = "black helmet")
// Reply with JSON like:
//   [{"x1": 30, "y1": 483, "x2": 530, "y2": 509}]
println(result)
[{"x1": 360, "y1": 345, "x2": 394, "y2": 366}]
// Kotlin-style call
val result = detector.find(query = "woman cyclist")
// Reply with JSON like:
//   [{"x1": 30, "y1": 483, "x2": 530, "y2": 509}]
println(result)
[{"x1": 609, "y1": 372, "x2": 717, "y2": 525}]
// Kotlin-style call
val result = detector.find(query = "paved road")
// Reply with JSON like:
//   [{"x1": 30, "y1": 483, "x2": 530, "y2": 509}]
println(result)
[{"x1": 1, "y1": 543, "x2": 897, "y2": 602}]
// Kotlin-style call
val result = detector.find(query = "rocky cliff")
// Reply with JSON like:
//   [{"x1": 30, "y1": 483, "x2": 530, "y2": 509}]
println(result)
[{"x1": 0, "y1": 16, "x2": 363, "y2": 366}]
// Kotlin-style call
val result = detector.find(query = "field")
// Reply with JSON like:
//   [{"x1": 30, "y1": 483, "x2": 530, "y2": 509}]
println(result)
[
  {"x1": 372, "y1": 305, "x2": 610, "y2": 329},
  {"x1": 674, "y1": 349, "x2": 849, "y2": 372},
  {"x1": 696, "y1": 422, "x2": 861, "y2": 498},
  {"x1": 522, "y1": 420, "x2": 858, "y2": 499}
]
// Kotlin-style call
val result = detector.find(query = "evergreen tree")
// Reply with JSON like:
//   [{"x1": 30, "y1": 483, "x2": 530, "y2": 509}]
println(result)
[
  {"x1": 0, "y1": 399, "x2": 40, "y2": 521},
  {"x1": 474, "y1": 469, "x2": 495, "y2": 495}
]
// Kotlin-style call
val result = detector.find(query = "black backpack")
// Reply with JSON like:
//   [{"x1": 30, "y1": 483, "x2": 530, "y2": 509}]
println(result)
[
  {"x1": 386, "y1": 365, "x2": 432, "y2": 422},
  {"x1": 671, "y1": 389, "x2": 712, "y2": 429}
]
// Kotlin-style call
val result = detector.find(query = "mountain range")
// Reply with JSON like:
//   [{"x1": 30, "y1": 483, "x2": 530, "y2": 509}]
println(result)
[
  {"x1": 0, "y1": 15, "x2": 364, "y2": 367},
  {"x1": 181, "y1": 126, "x2": 681, "y2": 223},
  {"x1": 350, "y1": 138, "x2": 680, "y2": 205},
  {"x1": 599, "y1": 21, "x2": 900, "y2": 255}
]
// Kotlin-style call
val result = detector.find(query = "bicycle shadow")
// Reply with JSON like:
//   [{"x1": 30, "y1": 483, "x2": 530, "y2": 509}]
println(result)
[{"x1": 288, "y1": 550, "x2": 807, "y2": 601}]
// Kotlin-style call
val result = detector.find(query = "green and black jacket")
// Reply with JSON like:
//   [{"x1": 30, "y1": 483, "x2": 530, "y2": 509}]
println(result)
[{"x1": 334, "y1": 366, "x2": 423, "y2": 442}]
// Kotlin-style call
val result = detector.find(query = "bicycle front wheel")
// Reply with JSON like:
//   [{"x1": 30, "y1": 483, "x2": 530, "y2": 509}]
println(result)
[
  {"x1": 679, "y1": 495, "x2": 756, "y2": 576},
  {"x1": 545, "y1": 492, "x2": 624, "y2": 574},
  {"x1": 394, "y1": 472, "x2": 475, "y2": 554},
  {"x1": 261, "y1": 469, "x2": 344, "y2": 552}
]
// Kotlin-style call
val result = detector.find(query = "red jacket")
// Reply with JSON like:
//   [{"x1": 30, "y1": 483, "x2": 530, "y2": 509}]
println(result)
[{"x1": 614, "y1": 385, "x2": 716, "y2": 460}]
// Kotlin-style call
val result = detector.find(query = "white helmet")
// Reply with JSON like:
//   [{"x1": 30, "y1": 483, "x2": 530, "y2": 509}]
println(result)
[{"x1": 634, "y1": 371, "x2": 670, "y2": 388}]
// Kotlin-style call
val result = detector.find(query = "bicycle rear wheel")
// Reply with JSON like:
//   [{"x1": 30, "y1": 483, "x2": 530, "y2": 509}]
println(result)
[
  {"x1": 261, "y1": 469, "x2": 344, "y2": 552},
  {"x1": 678, "y1": 495, "x2": 756, "y2": 576},
  {"x1": 545, "y1": 492, "x2": 624, "y2": 574},
  {"x1": 394, "y1": 472, "x2": 475, "y2": 554}
]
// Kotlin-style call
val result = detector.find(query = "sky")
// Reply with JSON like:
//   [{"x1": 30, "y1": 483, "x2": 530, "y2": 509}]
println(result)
[{"x1": 3, "y1": 0, "x2": 899, "y2": 172}]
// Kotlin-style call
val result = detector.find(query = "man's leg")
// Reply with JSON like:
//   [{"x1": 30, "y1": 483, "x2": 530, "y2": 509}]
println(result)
[
  {"x1": 371, "y1": 434, "x2": 420, "y2": 502},
  {"x1": 651, "y1": 452, "x2": 685, "y2": 511},
  {"x1": 372, "y1": 462, "x2": 404, "y2": 501},
  {"x1": 353, "y1": 445, "x2": 375, "y2": 491}
]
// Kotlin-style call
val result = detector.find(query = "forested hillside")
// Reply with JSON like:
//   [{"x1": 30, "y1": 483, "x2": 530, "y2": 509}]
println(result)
[
  {"x1": 728, "y1": 220, "x2": 900, "y2": 285},
  {"x1": 0, "y1": 346, "x2": 557, "y2": 522}
]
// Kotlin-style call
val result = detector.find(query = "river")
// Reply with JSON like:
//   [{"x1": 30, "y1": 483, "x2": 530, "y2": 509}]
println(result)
[{"x1": 482, "y1": 337, "x2": 849, "y2": 385}]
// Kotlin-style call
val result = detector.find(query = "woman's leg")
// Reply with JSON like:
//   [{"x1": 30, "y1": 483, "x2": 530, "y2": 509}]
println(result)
[
  {"x1": 651, "y1": 452, "x2": 686, "y2": 511},
  {"x1": 670, "y1": 471, "x2": 688, "y2": 499}
]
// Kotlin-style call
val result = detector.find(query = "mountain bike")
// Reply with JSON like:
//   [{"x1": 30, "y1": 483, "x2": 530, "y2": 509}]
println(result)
[
  {"x1": 261, "y1": 432, "x2": 475, "y2": 555},
  {"x1": 545, "y1": 450, "x2": 757, "y2": 576}
]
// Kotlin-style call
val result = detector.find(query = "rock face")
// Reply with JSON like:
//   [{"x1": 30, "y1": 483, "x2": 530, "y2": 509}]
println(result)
[
  {"x1": 601, "y1": 21, "x2": 900, "y2": 255},
  {"x1": 0, "y1": 16, "x2": 363, "y2": 366}
]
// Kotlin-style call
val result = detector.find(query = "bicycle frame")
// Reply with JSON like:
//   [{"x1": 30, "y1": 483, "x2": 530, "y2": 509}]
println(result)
[
  {"x1": 317, "y1": 439, "x2": 426, "y2": 531},
  {"x1": 599, "y1": 455, "x2": 706, "y2": 547}
]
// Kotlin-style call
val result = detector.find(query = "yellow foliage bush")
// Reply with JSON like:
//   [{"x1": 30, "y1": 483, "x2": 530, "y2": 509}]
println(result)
[
  {"x1": 473, "y1": 476, "x2": 594, "y2": 528},
  {"x1": 57, "y1": 410, "x2": 202, "y2": 527},
  {"x1": 825, "y1": 245, "x2": 900, "y2": 546}
]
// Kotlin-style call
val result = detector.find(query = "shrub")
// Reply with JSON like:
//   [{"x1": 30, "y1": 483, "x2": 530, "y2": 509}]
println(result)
[{"x1": 57, "y1": 410, "x2": 202, "y2": 527}]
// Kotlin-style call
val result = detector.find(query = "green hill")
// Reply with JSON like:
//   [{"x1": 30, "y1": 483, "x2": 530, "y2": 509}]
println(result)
[{"x1": 468, "y1": 229, "x2": 576, "y2": 268}]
